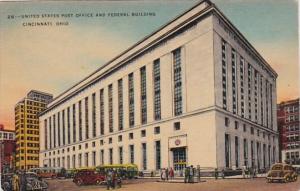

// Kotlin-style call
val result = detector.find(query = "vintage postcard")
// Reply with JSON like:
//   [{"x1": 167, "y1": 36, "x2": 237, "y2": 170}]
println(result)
[{"x1": 0, "y1": 0, "x2": 299, "y2": 191}]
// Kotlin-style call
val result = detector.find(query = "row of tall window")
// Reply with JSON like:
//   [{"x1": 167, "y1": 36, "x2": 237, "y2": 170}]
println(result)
[
  {"x1": 221, "y1": 39, "x2": 274, "y2": 128},
  {"x1": 45, "y1": 50, "x2": 183, "y2": 149},
  {"x1": 225, "y1": 133, "x2": 275, "y2": 169},
  {"x1": 47, "y1": 141, "x2": 161, "y2": 171}
]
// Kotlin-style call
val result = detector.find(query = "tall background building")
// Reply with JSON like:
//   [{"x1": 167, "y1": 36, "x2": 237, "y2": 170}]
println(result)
[
  {"x1": 278, "y1": 98, "x2": 300, "y2": 165},
  {"x1": 0, "y1": 124, "x2": 16, "y2": 173},
  {"x1": 39, "y1": 0, "x2": 278, "y2": 172},
  {"x1": 15, "y1": 90, "x2": 53, "y2": 170}
]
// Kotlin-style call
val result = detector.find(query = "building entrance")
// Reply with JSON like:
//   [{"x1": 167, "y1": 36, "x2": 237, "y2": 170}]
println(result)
[{"x1": 172, "y1": 147, "x2": 187, "y2": 171}]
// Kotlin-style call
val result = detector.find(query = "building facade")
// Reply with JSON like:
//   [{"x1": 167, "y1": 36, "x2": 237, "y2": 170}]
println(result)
[
  {"x1": 39, "y1": 0, "x2": 279, "y2": 172},
  {"x1": 15, "y1": 90, "x2": 53, "y2": 170},
  {"x1": 278, "y1": 98, "x2": 300, "y2": 165},
  {"x1": 0, "y1": 124, "x2": 16, "y2": 173}
]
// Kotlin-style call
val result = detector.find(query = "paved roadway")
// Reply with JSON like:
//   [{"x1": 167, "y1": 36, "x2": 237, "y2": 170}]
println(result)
[{"x1": 47, "y1": 178, "x2": 300, "y2": 191}]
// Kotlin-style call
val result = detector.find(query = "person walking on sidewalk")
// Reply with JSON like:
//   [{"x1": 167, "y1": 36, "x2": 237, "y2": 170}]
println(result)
[
  {"x1": 169, "y1": 167, "x2": 174, "y2": 180},
  {"x1": 165, "y1": 168, "x2": 169, "y2": 181},
  {"x1": 184, "y1": 167, "x2": 190, "y2": 183}
]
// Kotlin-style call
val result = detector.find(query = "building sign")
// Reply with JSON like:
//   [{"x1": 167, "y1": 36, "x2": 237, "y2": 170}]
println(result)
[{"x1": 169, "y1": 134, "x2": 187, "y2": 148}]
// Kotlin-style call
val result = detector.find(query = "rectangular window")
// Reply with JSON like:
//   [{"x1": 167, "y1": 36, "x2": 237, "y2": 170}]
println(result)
[
  {"x1": 44, "y1": 119, "x2": 48, "y2": 150},
  {"x1": 85, "y1": 152, "x2": 89, "y2": 167},
  {"x1": 108, "y1": 84, "x2": 113, "y2": 133},
  {"x1": 57, "y1": 112, "x2": 61, "y2": 146},
  {"x1": 109, "y1": 148, "x2": 113, "y2": 165},
  {"x1": 235, "y1": 136, "x2": 239, "y2": 167},
  {"x1": 240, "y1": 57, "x2": 245, "y2": 117},
  {"x1": 79, "y1": 101, "x2": 82, "y2": 141},
  {"x1": 92, "y1": 93, "x2": 96, "y2": 137},
  {"x1": 270, "y1": 84, "x2": 273, "y2": 129},
  {"x1": 92, "y1": 151, "x2": 96, "y2": 167},
  {"x1": 232, "y1": 49, "x2": 237, "y2": 114},
  {"x1": 67, "y1": 156, "x2": 70, "y2": 169},
  {"x1": 266, "y1": 81, "x2": 269, "y2": 127},
  {"x1": 141, "y1": 130, "x2": 146, "y2": 137},
  {"x1": 118, "y1": 79, "x2": 124, "y2": 131},
  {"x1": 153, "y1": 59, "x2": 161, "y2": 120},
  {"x1": 85, "y1": 97, "x2": 89, "y2": 139},
  {"x1": 142, "y1": 143, "x2": 147, "y2": 170},
  {"x1": 62, "y1": 110, "x2": 65, "y2": 145},
  {"x1": 119, "y1": 146, "x2": 123, "y2": 164},
  {"x1": 78, "y1": 154, "x2": 82, "y2": 167},
  {"x1": 222, "y1": 40, "x2": 227, "y2": 110},
  {"x1": 251, "y1": 141, "x2": 254, "y2": 167},
  {"x1": 140, "y1": 66, "x2": 147, "y2": 124},
  {"x1": 72, "y1": 104, "x2": 76, "y2": 143},
  {"x1": 128, "y1": 73, "x2": 135, "y2": 127},
  {"x1": 53, "y1": 115, "x2": 56, "y2": 147},
  {"x1": 155, "y1": 141, "x2": 161, "y2": 170},
  {"x1": 254, "y1": 70, "x2": 258, "y2": 123},
  {"x1": 100, "y1": 149, "x2": 104, "y2": 165},
  {"x1": 225, "y1": 134, "x2": 231, "y2": 168},
  {"x1": 100, "y1": 89, "x2": 104, "y2": 135},
  {"x1": 154, "y1": 126, "x2": 160, "y2": 134},
  {"x1": 173, "y1": 48, "x2": 183, "y2": 116},
  {"x1": 174, "y1": 122, "x2": 180, "y2": 131},
  {"x1": 248, "y1": 64, "x2": 252, "y2": 120},
  {"x1": 72, "y1": 155, "x2": 76, "y2": 168},
  {"x1": 129, "y1": 145, "x2": 134, "y2": 163},
  {"x1": 260, "y1": 75, "x2": 264, "y2": 125},
  {"x1": 243, "y1": 138, "x2": 248, "y2": 167},
  {"x1": 257, "y1": 142, "x2": 261, "y2": 169}
]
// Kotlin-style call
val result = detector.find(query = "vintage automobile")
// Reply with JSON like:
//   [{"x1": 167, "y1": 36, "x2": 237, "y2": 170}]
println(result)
[
  {"x1": 73, "y1": 169, "x2": 105, "y2": 186},
  {"x1": 25, "y1": 172, "x2": 48, "y2": 191},
  {"x1": 266, "y1": 163, "x2": 298, "y2": 183},
  {"x1": 1, "y1": 173, "x2": 13, "y2": 191}
]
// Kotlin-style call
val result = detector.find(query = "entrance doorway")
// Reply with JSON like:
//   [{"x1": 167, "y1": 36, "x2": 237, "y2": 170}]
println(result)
[{"x1": 172, "y1": 147, "x2": 187, "y2": 171}]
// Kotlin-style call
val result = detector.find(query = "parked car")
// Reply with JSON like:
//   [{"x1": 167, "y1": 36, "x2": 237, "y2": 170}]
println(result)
[
  {"x1": 266, "y1": 163, "x2": 298, "y2": 183},
  {"x1": 73, "y1": 170, "x2": 105, "y2": 186},
  {"x1": 1, "y1": 173, "x2": 13, "y2": 191}
]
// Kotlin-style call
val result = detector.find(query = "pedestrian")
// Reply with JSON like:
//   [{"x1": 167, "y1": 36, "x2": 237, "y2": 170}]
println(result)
[
  {"x1": 221, "y1": 169, "x2": 225, "y2": 179},
  {"x1": 189, "y1": 165, "x2": 194, "y2": 183},
  {"x1": 242, "y1": 167, "x2": 246, "y2": 179},
  {"x1": 106, "y1": 169, "x2": 113, "y2": 190},
  {"x1": 169, "y1": 167, "x2": 174, "y2": 180},
  {"x1": 196, "y1": 166, "x2": 201, "y2": 183},
  {"x1": 184, "y1": 167, "x2": 189, "y2": 183},
  {"x1": 13, "y1": 172, "x2": 20, "y2": 191},
  {"x1": 214, "y1": 168, "x2": 218, "y2": 180},
  {"x1": 165, "y1": 168, "x2": 169, "y2": 181},
  {"x1": 160, "y1": 168, "x2": 166, "y2": 181},
  {"x1": 19, "y1": 171, "x2": 27, "y2": 191}
]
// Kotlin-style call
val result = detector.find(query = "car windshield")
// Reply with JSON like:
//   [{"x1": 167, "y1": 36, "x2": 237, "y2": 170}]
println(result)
[{"x1": 271, "y1": 165, "x2": 282, "y2": 170}]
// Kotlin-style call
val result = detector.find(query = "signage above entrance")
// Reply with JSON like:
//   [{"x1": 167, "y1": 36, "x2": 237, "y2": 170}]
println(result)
[{"x1": 169, "y1": 134, "x2": 187, "y2": 148}]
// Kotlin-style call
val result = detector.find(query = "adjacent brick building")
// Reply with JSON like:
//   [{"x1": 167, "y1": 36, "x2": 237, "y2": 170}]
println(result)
[
  {"x1": 0, "y1": 124, "x2": 16, "y2": 173},
  {"x1": 278, "y1": 98, "x2": 300, "y2": 165}
]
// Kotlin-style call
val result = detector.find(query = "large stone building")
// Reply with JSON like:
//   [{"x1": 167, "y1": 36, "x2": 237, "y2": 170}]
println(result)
[
  {"x1": 278, "y1": 98, "x2": 300, "y2": 165},
  {"x1": 39, "y1": 0, "x2": 278, "y2": 172},
  {"x1": 15, "y1": 90, "x2": 53, "y2": 170},
  {"x1": 0, "y1": 124, "x2": 16, "y2": 173}
]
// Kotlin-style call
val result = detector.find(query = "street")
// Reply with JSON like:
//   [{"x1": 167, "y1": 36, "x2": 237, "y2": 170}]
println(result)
[{"x1": 47, "y1": 178, "x2": 300, "y2": 191}]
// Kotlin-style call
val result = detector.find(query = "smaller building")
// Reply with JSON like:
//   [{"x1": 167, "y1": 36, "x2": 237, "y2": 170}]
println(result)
[
  {"x1": 0, "y1": 124, "x2": 16, "y2": 173},
  {"x1": 15, "y1": 90, "x2": 53, "y2": 170},
  {"x1": 278, "y1": 98, "x2": 300, "y2": 165}
]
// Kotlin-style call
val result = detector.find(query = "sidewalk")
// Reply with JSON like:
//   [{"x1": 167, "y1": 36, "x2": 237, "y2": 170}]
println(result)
[{"x1": 140, "y1": 173, "x2": 267, "y2": 183}]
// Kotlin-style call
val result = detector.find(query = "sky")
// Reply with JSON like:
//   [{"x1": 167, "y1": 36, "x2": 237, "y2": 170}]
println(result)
[{"x1": 0, "y1": 0, "x2": 299, "y2": 130}]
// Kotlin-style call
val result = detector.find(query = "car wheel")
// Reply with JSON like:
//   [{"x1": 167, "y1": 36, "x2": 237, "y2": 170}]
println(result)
[
  {"x1": 284, "y1": 177, "x2": 289, "y2": 183},
  {"x1": 96, "y1": 179, "x2": 102, "y2": 185},
  {"x1": 76, "y1": 179, "x2": 83, "y2": 186},
  {"x1": 294, "y1": 176, "x2": 297, "y2": 182}
]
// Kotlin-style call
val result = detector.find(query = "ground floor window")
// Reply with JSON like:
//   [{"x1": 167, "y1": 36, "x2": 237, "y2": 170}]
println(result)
[
  {"x1": 155, "y1": 141, "x2": 161, "y2": 170},
  {"x1": 172, "y1": 147, "x2": 186, "y2": 171},
  {"x1": 225, "y1": 134, "x2": 231, "y2": 168}
]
